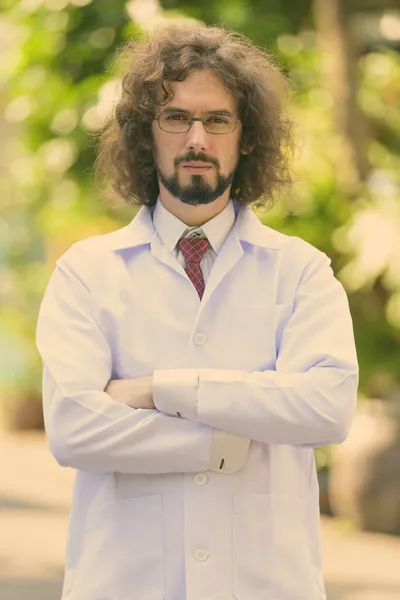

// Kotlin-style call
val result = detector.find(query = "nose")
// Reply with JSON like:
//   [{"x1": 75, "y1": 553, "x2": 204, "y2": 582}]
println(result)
[{"x1": 185, "y1": 119, "x2": 209, "y2": 152}]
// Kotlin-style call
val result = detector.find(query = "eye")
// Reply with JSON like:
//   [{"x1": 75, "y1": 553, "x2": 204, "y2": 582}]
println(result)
[
  {"x1": 207, "y1": 116, "x2": 229, "y2": 124},
  {"x1": 165, "y1": 113, "x2": 190, "y2": 121}
]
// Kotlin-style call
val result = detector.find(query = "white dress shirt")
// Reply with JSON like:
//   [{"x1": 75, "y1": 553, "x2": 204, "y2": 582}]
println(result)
[{"x1": 152, "y1": 194, "x2": 235, "y2": 278}]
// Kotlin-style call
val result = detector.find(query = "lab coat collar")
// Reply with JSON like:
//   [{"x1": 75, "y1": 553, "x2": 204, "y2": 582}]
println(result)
[{"x1": 104, "y1": 198, "x2": 281, "y2": 252}]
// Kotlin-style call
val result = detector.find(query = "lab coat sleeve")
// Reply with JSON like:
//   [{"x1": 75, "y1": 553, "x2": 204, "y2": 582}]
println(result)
[
  {"x1": 153, "y1": 249, "x2": 359, "y2": 447},
  {"x1": 36, "y1": 244, "x2": 219, "y2": 474}
]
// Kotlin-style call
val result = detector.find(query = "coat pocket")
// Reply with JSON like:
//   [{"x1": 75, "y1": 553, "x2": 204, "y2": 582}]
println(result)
[
  {"x1": 232, "y1": 493, "x2": 315, "y2": 600},
  {"x1": 73, "y1": 494, "x2": 165, "y2": 600},
  {"x1": 221, "y1": 303, "x2": 292, "y2": 371}
]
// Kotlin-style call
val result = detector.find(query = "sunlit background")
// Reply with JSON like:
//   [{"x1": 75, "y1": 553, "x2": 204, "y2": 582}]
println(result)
[{"x1": 1, "y1": 1, "x2": 400, "y2": 599}]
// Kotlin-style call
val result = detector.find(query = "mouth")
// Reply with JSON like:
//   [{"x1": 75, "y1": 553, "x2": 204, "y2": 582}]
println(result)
[{"x1": 181, "y1": 162, "x2": 213, "y2": 174}]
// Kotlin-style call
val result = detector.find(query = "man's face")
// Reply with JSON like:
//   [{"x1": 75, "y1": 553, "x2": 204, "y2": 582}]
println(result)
[{"x1": 151, "y1": 69, "x2": 243, "y2": 206}]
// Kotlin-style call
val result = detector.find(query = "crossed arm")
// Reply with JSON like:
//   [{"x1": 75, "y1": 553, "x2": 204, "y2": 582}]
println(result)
[{"x1": 36, "y1": 243, "x2": 358, "y2": 473}]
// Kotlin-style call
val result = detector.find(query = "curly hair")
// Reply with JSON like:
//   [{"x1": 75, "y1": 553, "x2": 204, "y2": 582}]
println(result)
[{"x1": 94, "y1": 23, "x2": 295, "y2": 211}]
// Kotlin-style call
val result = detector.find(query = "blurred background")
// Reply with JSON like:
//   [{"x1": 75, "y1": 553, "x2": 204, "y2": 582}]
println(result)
[{"x1": 0, "y1": 0, "x2": 400, "y2": 599}]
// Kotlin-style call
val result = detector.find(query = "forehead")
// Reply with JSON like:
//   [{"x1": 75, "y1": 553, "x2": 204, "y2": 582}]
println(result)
[{"x1": 162, "y1": 69, "x2": 237, "y2": 113}]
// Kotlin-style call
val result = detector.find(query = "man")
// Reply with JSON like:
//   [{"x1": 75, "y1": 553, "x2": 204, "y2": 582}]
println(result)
[{"x1": 36, "y1": 23, "x2": 358, "y2": 600}]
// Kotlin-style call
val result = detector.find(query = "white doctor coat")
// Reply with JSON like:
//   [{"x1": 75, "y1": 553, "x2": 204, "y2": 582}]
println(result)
[{"x1": 36, "y1": 198, "x2": 358, "y2": 600}]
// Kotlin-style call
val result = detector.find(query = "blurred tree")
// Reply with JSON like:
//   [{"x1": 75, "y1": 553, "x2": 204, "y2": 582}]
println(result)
[
  {"x1": 160, "y1": 0, "x2": 313, "y2": 48},
  {"x1": 311, "y1": 0, "x2": 400, "y2": 401},
  {"x1": 314, "y1": 0, "x2": 370, "y2": 194},
  {"x1": 0, "y1": 0, "x2": 139, "y2": 427}
]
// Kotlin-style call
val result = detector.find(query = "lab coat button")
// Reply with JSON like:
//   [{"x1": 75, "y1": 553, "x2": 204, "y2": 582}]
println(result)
[
  {"x1": 195, "y1": 548, "x2": 208, "y2": 561},
  {"x1": 194, "y1": 332, "x2": 207, "y2": 346},
  {"x1": 194, "y1": 473, "x2": 208, "y2": 485}
]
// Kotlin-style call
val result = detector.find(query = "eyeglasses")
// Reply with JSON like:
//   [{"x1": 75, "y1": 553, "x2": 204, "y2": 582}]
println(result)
[{"x1": 153, "y1": 111, "x2": 241, "y2": 135}]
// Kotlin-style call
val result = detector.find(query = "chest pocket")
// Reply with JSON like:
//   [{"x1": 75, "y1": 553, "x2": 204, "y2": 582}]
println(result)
[{"x1": 214, "y1": 303, "x2": 291, "y2": 371}]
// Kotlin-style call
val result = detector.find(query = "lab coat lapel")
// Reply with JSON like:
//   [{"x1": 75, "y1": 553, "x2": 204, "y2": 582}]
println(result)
[{"x1": 106, "y1": 199, "x2": 281, "y2": 319}]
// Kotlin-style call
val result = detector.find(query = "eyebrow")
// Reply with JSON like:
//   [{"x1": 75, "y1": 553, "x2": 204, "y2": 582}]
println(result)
[{"x1": 161, "y1": 107, "x2": 236, "y2": 116}]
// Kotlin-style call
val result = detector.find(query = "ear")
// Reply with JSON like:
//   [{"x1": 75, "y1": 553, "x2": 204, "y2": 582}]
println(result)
[{"x1": 240, "y1": 144, "x2": 254, "y2": 155}]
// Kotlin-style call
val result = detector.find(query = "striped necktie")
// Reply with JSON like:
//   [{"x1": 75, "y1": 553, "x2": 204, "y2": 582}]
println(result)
[{"x1": 178, "y1": 236, "x2": 210, "y2": 300}]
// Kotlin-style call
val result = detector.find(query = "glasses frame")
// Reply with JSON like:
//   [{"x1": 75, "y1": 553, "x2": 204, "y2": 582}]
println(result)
[{"x1": 153, "y1": 112, "x2": 242, "y2": 135}]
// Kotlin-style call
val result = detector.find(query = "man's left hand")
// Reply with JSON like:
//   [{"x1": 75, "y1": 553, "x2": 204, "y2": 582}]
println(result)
[{"x1": 105, "y1": 375, "x2": 155, "y2": 409}]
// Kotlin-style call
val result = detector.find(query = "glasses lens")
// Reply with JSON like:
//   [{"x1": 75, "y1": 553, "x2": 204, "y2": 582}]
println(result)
[
  {"x1": 204, "y1": 114, "x2": 235, "y2": 134},
  {"x1": 159, "y1": 112, "x2": 190, "y2": 133}
]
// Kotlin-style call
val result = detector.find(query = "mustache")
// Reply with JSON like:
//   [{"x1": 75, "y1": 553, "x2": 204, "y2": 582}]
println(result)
[{"x1": 174, "y1": 151, "x2": 220, "y2": 169}]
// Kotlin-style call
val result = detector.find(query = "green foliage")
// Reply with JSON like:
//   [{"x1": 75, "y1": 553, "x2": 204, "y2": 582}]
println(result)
[
  {"x1": 263, "y1": 45, "x2": 400, "y2": 397},
  {"x1": 0, "y1": 0, "x2": 138, "y2": 398},
  {"x1": 160, "y1": 0, "x2": 313, "y2": 49}
]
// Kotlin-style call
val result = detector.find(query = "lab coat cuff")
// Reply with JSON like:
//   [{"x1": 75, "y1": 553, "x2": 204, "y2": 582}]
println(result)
[
  {"x1": 153, "y1": 369, "x2": 199, "y2": 421},
  {"x1": 208, "y1": 430, "x2": 251, "y2": 474}
]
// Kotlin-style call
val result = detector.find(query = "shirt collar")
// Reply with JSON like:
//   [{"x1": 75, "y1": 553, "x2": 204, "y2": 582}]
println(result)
[{"x1": 152, "y1": 195, "x2": 236, "y2": 255}]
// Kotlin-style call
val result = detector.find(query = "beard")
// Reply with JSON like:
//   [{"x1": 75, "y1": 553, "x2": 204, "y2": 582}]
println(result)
[{"x1": 156, "y1": 161, "x2": 236, "y2": 206}]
